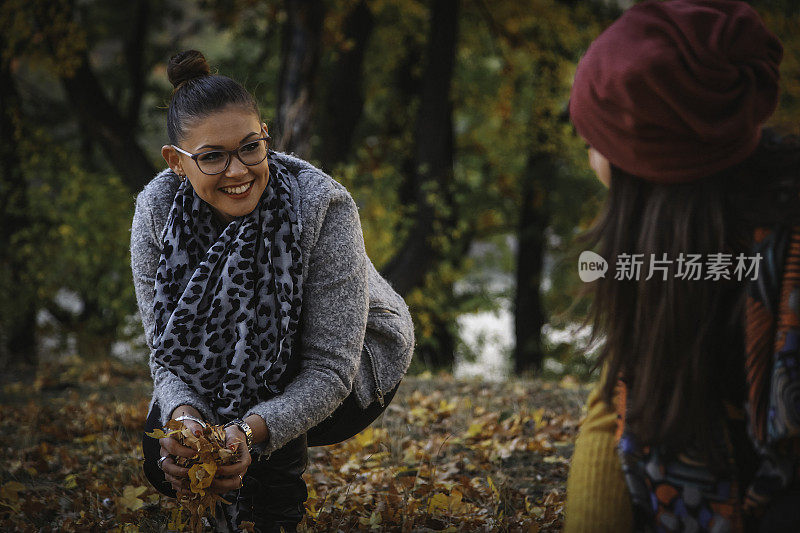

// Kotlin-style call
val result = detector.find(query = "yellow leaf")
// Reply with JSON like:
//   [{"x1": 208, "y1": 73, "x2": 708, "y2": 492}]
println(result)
[
  {"x1": 408, "y1": 406, "x2": 429, "y2": 423},
  {"x1": 427, "y1": 493, "x2": 450, "y2": 513},
  {"x1": 217, "y1": 446, "x2": 236, "y2": 463},
  {"x1": 65, "y1": 473, "x2": 78, "y2": 489},
  {"x1": 488, "y1": 476, "x2": 499, "y2": 499},
  {"x1": 144, "y1": 428, "x2": 175, "y2": 439},
  {"x1": 465, "y1": 421, "x2": 485, "y2": 439},
  {"x1": 402, "y1": 446, "x2": 419, "y2": 464},
  {"x1": 427, "y1": 490, "x2": 464, "y2": 514},
  {"x1": 77, "y1": 433, "x2": 101, "y2": 443},
  {"x1": 0, "y1": 481, "x2": 25, "y2": 502},
  {"x1": 358, "y1": 510, "x2": 382, "y2": 528},
  {"x1": 306, "y1": 500, "x2": 318, "y2": 518},
  {"x1": 0, "y1": 481, "x2": 25, "y2": 512},
  {"x1": 451, "y1": 490, "x2": 463, "y2": 505},
  {"x1": 188, "y1": 461, "x2": 217, "y2": 495},
  {"x1": 168, "y1": 508, "x2": 189, "y2": 530},
  {"x1": 437, "y1": 398, "x2": 457, "y2": 415},
  {"x1": 532, "y1": 408, "x2": 545, "y2": 429},
  {"x1": 355, "y1": 427, "x2": 375, "y2": 448},
  {"x1": 112, "y1": 524, "x2": 140, "y2": 533},
  {"x1": 117, "y1": 485, "x2": 147, "y2": 512}
]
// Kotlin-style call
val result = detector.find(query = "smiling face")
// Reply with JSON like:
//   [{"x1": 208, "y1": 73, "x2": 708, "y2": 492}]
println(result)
[{"x1": 162, "y1": 105, "x2": 269, "y2": 224}]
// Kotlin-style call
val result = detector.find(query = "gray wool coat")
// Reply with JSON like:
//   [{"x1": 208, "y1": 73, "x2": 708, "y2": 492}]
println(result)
[{"x1": 130, "y1": 152, "x2": 412, "y2": 454}]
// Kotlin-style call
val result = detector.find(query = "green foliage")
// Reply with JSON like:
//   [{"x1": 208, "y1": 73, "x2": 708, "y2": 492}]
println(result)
[
  {"x1": 5, "y1": 0, "x2": 800, "y2": 372},
  {"x1": 758, "y1": 7, "x2": 800, "y2": 136},
  {"x1": 15, "y1": 127, "x2": 137, "y2": 356},
  {"x1": 0, "y1": 0, "x2": 87, "y2": 76}
]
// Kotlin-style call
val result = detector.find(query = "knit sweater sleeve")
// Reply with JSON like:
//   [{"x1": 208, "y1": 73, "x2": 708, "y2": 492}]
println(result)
[
  {"x1": 130, "y1": 188, "x2": 214, "y2": 425},
  {"x1": 245, "y1": 188, "x2": 368, "y2": 454},
  {"x1": 564, "y1": 381, "x2": 633, "y2": 533}
]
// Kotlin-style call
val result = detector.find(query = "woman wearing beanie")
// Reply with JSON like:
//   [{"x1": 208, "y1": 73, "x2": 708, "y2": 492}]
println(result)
[
  {"x1": 130, "y1": 50, "x2": 413, "y2": 532},
  {"x1": 564, "y1": 1, "x2": 800, "y2": 532}
]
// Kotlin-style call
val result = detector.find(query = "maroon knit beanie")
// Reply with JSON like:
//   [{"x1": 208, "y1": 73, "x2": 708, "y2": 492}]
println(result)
[{"x1": 569, "y1": 0, "x2": 782, "y2": 183}]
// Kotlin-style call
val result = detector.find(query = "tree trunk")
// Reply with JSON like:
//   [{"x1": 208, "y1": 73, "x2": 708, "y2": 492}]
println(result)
[
  {"x1": 513, "y1": 153, "x2": 552, "y2": 373},
  {"x1": 381, "y1": 0, "x2": 459, "y2": 296},
  {"x1": 26, "y1": 0, "x2": 156, "y2": 191},
  {"x1": 0, "y1": 43, "x2": 37, "y2": 371},
  {"x1": 388, "y1": 35, "x2": 423, "y2": 209},
  {"x1": 124, "y1": 0, "x2": 151, "y2": 133},
  {"x1": 60, "y1": 52, "x2": 155, "y2": 192},
  {"x1": 317, "y1": 0, "x2": 374, "y2": 169},
  {"x1": 381, "y1": 0, "x2": 459, "y2": 370},
  {"x1": 275, "y1": 0, "x2": 325, "y2": 159}
]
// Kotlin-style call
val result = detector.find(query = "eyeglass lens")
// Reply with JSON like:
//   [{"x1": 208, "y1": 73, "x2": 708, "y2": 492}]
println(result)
[{"x1": 196, "y1": 139, "x2": 268, "y2": 174}]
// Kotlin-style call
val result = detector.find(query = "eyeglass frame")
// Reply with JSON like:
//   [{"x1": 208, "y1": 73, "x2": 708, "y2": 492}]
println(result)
[{"x1": 171, "y1": 128, "x2": 272, "y2": 176}]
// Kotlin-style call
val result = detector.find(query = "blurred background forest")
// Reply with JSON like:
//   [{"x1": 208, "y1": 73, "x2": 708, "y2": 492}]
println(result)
[{"x1": 2, "y1": 0, "x2": 800, "y2": 379}]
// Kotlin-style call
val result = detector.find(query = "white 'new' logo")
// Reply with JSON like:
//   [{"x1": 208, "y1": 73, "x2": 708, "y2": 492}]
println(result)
[{"x1": 578, "y1": 251, "x2": 608, "y2": 282}]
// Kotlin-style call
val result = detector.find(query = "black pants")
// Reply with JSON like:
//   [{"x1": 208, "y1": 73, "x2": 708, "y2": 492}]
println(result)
[
  {"x1": 306, "y1": 382, "x2": 399, "y2": 446},
  {"x1": 214, "y1": 434, "x2": 308, "y2": 533},
  {"x1": 142, "y1": 403, "x2": 308, "y2": 532},
  {"x1": 758, "y1": 488, "x2": 800, "y2": 532}
]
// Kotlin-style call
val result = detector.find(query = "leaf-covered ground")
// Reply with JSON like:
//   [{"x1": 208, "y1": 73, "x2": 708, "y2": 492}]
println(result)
[{"x1": 0, "y1": 357, "x2": 591, "y2": 532}]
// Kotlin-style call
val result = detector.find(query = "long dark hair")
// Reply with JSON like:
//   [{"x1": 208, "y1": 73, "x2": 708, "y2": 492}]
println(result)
[{"x1": 587, "y1": 130, "x2": 800, "y2": 459}]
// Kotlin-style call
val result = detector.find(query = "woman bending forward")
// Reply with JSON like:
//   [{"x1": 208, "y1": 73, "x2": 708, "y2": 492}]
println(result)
[{"x1": 131, "y1": 50, "x2": 407, "y2": 531}]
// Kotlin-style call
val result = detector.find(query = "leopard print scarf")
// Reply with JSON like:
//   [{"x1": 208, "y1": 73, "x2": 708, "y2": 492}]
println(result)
[{"x1": 151, "y1": 154, "x2": 303, "y2": 420}]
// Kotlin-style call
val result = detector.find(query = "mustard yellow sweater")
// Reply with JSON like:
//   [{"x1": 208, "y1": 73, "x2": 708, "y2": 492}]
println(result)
[{"x1": 564, "y1": 383, "x2": 633, "y2": 533}]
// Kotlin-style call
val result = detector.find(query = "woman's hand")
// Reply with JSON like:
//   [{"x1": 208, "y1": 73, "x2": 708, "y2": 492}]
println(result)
[
  {"x1": 159, "y1": 405, "x2": 206, "y2": 498},
  {"x1": 210, "y1": 425, "x2": 252, "y2": 493}
]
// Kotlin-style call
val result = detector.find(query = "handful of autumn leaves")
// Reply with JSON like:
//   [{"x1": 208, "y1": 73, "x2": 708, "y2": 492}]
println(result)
[{"x1": 147, "y1": 419, "x2": 239, "y2": 532}]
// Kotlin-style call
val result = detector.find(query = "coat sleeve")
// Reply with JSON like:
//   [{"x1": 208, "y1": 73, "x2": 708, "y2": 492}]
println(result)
[
  {"x1": 130, "y1": 189, "x2": 215, "y2": 425},
  {"x1": 564, "y1": 381, "x2": 633, "y2": 533},
  {"x1": 245, "y1": 188, "x2": 368, "y2": 454}
]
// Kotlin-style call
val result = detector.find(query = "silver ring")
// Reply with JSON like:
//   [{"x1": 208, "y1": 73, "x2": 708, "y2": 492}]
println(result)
[
  {"x1": 157, "y1": 455, "x2": 168, "y2": 471},
  {"x1": 238, "y1": 474, "x2": 243, "y2": 487},
  {"x1": 174, "y1": 414, "x2": 207, "y2": 428}
]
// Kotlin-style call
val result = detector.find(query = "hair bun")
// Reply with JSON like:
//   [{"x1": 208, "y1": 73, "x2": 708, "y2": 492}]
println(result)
[{"x1": 167, "y1": 50, "x2": 211, "y2": 90}]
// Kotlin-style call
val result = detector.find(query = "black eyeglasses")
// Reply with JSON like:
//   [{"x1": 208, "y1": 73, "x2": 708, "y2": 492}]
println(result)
[{"x1": 172, "y1": 132, "x2": 272, "y2": 175}]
